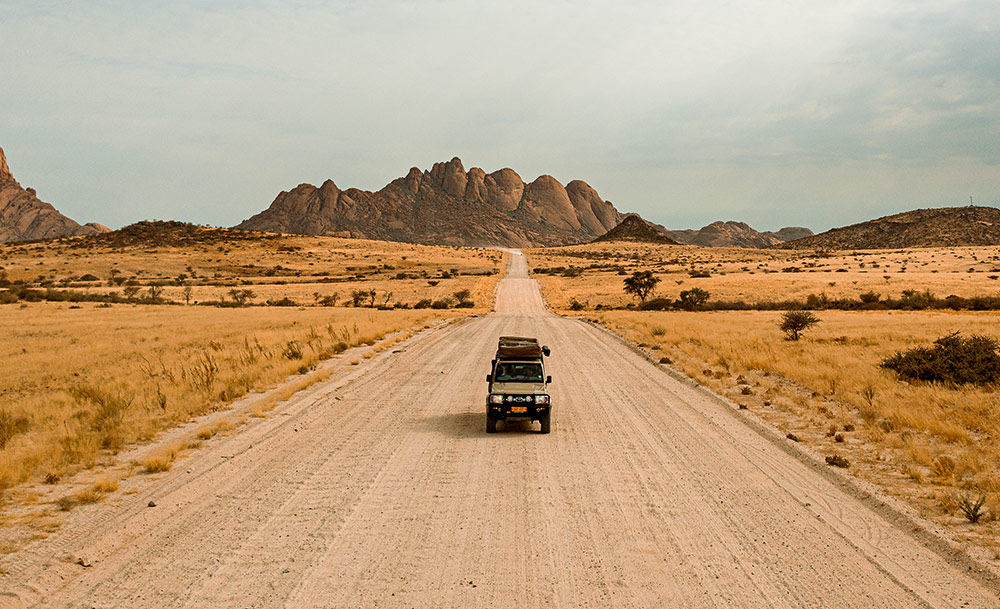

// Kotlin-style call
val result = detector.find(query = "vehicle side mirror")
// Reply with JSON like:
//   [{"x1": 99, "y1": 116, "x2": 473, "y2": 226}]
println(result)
[
  {"x1": 486, "y1": 374, "x2": 492, "y2": 383},
  {"x1": 546, "y1": 375, "x2": 552, "y2": 384},
  {"x1": 542, "y1": 346, "x2": 550, "y2": 356}
]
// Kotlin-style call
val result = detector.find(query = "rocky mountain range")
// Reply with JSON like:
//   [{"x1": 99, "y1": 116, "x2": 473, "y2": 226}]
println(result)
[
  {"x1": 779, "y1": 206, "x2": 1000, "y2": 250},
  {"x1": 658, "y1": 221, "x2": 812, "y2": 248},
  {"x1": 592, "y1": 216, "x2": 812, "y2": 249},
  {"x1": 236, "y1": 157, "x2": 624, "y2": 247},
  {"x1": 0, "y1": 146, "x2": 108, "y2": 243}
]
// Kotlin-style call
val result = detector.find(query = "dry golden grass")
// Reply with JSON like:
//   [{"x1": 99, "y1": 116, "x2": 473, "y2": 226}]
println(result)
[
  {"x1": 0, "y1": 231, "x2": 503, "y2": 310},
  {"x1": 528, "y1": 242, "x2": 1000, "y2": 309},
  {"x1": 589, "y1": 309, "x2": 999, "y2": 447},
  {"x1": 0, "y1": 303, "x2": 466, "y2": 491},
  {"x1": 195, "y1": 419, "x2": 234, "y2": 441},
  {"x1": 140, "y1": 438, "x2": 204, "y2": 474},
  {"x1": 587, "y1": 308, "x2": 1000, "y2": 544},
  {"x1": 91, "y1": 475, "x2": 119, "y2": 494},
  {"x1": 530, "y1": 241, "x2": 1000, "y2": 549},
  {"x1": 0, "y1": 232, "x2": 503, "y2": 499}
]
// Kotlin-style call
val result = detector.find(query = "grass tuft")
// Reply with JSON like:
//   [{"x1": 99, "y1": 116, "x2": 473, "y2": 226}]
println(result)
[{"x1": 958, "y1": 493, "x2": 989, "y2": 524}]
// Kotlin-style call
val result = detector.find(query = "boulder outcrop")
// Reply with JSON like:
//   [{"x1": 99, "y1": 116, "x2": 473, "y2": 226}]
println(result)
[
  {"x1": 0, "y1": 146, "x2": 109, "y2": 243},
  {"x1": 236, "y1": 157, "x2": 625, "y2": 247}
]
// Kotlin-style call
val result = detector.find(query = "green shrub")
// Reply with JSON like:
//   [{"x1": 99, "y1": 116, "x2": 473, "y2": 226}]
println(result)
[
  {"x1": 899, "y1": 289, "x2": 937, "y2": 310},
  {"x1": 881, "y1": 332, "x2": 1000, "y2": 386},
  {"x1": 637, "y1": 297, "x2": 672, "y2": 311},
  {"x1": 623, "y1": 271, "x2": 660, "y2": 302},
  {"x1": 678, "y1": 288, "x2": 710, "y2": 310},
  {"x1": 859, "y1": 290, "x2": 881, "y2": 304}
]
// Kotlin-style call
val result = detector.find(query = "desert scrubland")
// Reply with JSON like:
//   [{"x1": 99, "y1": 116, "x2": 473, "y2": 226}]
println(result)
[
  {"x1": 530, "y1": 241, "x2": 1000, "y2": 308},
  {"x1": 0, "y1": 227, "x2": 501, "y2": 547},
  {"x1": 2, "y1": 228, "x2": 1000, "y2": 585},
  {"x1": 2, "y1": 248, "x2": 997, "y2": 608},
  {"x1": 0, "y1": 222, "x2": 502, "y2": 308},
  {"x1": 529, "y1": 242, "x2": 1000, "y2": 557}
]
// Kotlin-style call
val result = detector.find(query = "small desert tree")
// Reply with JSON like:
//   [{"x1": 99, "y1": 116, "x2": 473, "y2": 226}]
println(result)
[
  {"x1": 779, "y1": 310, "x2": 820, "y2": 341},
  {"x1": 623, "y1": 271, "x2": 660, "y2": 302},
  {"x1": 147, "y1": 285, "x2": 164, "y2": 302},
  {"x1": 228, "y1": 288, "x2": 256, "y2": 307},
  {"x1": 678, "y1": 287, "x2": 710, "y2": 310},
  {"x1": 182, "y1": 285, "x2": 194, "y2": 305},
  {"x1": 318, "y1": 292, "x2": 340, "y2": 307}
]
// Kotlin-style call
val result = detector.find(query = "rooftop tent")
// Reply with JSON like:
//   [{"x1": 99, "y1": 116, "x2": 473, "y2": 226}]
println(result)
[{"x1": 496, "y1": 336, "x2": 548, "y2": 358}]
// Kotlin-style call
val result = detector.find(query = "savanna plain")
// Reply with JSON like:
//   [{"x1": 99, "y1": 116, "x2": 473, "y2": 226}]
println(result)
[
  {"x1": 530, "y1": 241, "x2": 1000, "y2": 560},
  {"x1": 0, "y1": 225, "x2": 501, "y2": 551},
  {"x1": 1, "y1": 228, "x2": 999, "y2": 607}
]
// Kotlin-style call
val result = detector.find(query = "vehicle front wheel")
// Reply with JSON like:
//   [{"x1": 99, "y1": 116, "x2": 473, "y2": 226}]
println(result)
[
  {"x1": 486, "y1": 413, "x2": 498, "y2": 433},
  {"x1": 539, "y1": 412, "x2": 551, "y2": 434}
]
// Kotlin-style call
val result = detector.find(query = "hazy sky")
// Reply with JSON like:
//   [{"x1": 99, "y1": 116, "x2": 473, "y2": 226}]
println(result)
[{"x1": 2, "y1": 0, "x2": 998, "y2": 232}]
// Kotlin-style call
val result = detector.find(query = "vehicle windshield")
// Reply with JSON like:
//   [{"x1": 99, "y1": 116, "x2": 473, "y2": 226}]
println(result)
[{"x1": 494, "y1": 362, "x2": 543, "y2": 383}]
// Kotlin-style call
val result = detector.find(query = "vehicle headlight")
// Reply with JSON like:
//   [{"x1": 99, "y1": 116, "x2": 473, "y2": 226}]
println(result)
[
  {"x1": 534, "y1": 395, "x2": 550, "y2": 404},
  {"x1": 489, "y1": 394, "x2": 504, "y2": 404}
]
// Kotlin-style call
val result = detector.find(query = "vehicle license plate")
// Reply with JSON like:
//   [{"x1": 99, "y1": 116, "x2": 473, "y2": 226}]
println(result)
[{"x1": 511, "y1": 406, "x2": 528, "y2": 413}]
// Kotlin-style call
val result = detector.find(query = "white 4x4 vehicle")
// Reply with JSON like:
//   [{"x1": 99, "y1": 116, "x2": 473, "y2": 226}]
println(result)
[{"x1": 485, "y1": 336, "x2": 552, "y2": 434}]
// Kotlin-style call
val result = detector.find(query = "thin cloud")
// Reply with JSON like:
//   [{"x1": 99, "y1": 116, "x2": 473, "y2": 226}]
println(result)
[{"x1": 0, "y1": 0, "x2": 997, "y2": 232}]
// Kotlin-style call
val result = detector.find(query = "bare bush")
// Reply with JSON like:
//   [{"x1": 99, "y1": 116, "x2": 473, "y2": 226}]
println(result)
[{"x1": 779, "y1": 311, "x2": 820, "y2": 341}]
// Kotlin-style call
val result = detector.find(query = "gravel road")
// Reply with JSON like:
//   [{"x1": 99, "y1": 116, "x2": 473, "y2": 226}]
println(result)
[{"x1": 2, "y1": 251, "x2": 998, "y2": 608}]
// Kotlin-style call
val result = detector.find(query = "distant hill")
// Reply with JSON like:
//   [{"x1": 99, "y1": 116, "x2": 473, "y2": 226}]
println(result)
[
  {"x1": 593, "y1": 214, "x2": 679, "y2": 244},
  {"x1": 236, "y1": 157, "x2": 624, "y2": 247},
  {"x1": 661, "y1": 221, "x2": 813, "y2": 248},
  {"x1": 779, "y1": 206, "x2": 1000, "y2": 250},
  {"x1": 73, "y1": 220, "x2": 273, "y2": 249},
  {"x1": 0, "y1": 146, "x2": 109, "y2": 243}
]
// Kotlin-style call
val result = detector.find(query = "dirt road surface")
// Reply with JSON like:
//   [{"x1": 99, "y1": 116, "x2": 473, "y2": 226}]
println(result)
[{"x1": 2, "y1": 251, "x2": 998, "y2": 608}]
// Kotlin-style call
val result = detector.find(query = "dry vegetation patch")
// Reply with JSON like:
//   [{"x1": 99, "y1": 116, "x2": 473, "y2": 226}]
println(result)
[
  {"x1": 0, "y1": 230, "x2": 502, "y2": 511},
  {"x1": 528, "y1": 242, "x2": 1000, "y2": 310},
  {"x1": 530, "y1": 241, "x2": 1000, "y2": 558},
  {"x1": 590, "y1": 309, "x2": 1000, "y2": 550},
  {"x1": 0, "y1": 224, "x2": 503, "y2": 311},
  {"x1": 0, "y1": 304, "x2": 460, "y2": 494}
]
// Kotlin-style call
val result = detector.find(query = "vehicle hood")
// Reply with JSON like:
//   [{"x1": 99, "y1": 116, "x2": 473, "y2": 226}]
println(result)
[{"x1": 491, "y1": 382, "x2": 546, "y2": 394}]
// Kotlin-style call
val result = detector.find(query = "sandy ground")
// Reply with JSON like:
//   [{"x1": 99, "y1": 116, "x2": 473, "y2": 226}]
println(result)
[{"x1": 1, "y1": 252, "x2": 998, "y2": 608}]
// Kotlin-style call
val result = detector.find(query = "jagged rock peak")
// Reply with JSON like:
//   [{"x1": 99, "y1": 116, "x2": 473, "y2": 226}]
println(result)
[
  {"x1": 0, "y1": 146, "x2": 16, "y2": 185},
  {"x1": 593, "y1": 214, "x2": 679, "y2": 244},
  {"x1": 236, "y1": 157, "x2": 625, "y2": 247},
  {"x1": 660, "y1": 220, "x2": 814, "y2": 249},
  {"x1": 0, "y1": 146, "x2": 106, "y2": 243}
]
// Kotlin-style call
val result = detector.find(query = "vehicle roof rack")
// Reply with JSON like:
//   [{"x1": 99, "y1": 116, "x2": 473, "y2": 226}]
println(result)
[{"x1": 496, "y1": 336, "x2": 548, "y2": 358}]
